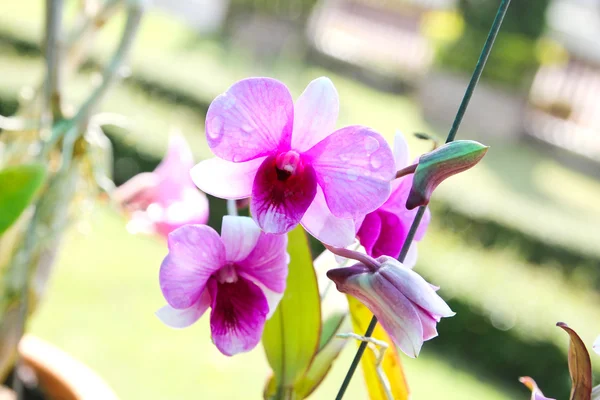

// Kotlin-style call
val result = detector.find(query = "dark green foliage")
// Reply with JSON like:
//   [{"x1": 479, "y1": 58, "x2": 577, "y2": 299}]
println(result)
[
  {"x1": 438, "y1": 0, "x2": 551, "y2": 89},
  {"x1": 428, "y1": 298, "x2": 575, "y2": 400},
  {"x1": 437, "y1": 28, "x2": 539, "y2": 90},
  {"x1": 431, "y1": 203, "x2": 600, "y2": 289},
  {"x1": 228, "y1": 0, "x2": 319, "y2": 19},
  {"x1": 458, "y1": 0, "x2": 551, "y2": 40}
]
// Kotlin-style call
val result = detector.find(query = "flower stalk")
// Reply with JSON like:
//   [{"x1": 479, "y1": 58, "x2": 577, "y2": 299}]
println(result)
[{"x1": 334, "y1": 0, "x2": 513, "y2": 397}]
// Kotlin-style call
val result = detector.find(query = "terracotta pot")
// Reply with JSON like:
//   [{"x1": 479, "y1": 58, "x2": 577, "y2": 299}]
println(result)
[{"x1": 18, "y1": 336, "x2": 118, "y2": 400}]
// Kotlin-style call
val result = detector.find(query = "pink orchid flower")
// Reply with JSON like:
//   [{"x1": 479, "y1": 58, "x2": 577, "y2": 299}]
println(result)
[
  {"x1": 114, "y1": 135, "x2": 209, "y2": 238},
  {"x1": 156, "y1": 216, "x2": 289, "y2": 356},
  {"x1": 327, "y1": 255, "x2": 454, "y2": 358},
  {"x1": 519, "y1": 377, "x2": 556, "y2": 400},
  {"x1": 191, "y1": 77, "x2": 395, "y2": 247},
  {"x1": 356, "y1": 132, "x2": 430, "y2": 259}
]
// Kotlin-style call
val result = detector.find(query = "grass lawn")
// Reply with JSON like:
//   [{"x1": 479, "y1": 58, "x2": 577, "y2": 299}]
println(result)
[{"x1": 29, "y1": 206, "x2": 516, "y2": 400}]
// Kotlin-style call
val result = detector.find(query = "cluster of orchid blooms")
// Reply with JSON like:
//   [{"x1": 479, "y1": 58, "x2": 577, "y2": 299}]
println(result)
[{"x1": 115, "y1": 77, "x2": 599, "y2": 399}]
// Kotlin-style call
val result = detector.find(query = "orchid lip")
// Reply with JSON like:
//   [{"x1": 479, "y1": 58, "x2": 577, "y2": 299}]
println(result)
[
  {"x1": 216, "y1": 264, "x2": 239, "y2": 284},
  {"x1": 275, "y1": 150, "x2": 302, "y2": 180}
]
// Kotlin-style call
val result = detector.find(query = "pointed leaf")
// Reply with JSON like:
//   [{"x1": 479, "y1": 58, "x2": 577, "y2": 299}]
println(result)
[
  {"x1": 294, "y1": 312, "x2": 351, "y2": 398},
  {"x1": 0, "y1": 164, "x2": 47, "y2": 235},
  {"x1": 348, "y1": 296, "x2": 410, "y2": 400},
  {"x1": 557, "y1": 322, "x2": 592, "y2": 400},
  {"x1": 262, "y1": 226, "x2": 321, "y2": 398}
]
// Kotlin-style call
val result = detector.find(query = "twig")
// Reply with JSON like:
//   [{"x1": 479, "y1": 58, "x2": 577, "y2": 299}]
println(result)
[{"x1": 336, "y1": 333, "x2": 393, "y2": 400}]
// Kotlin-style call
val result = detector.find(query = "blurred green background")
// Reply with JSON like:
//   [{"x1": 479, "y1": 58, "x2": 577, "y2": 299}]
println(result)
[{"x1": 1, "y1": 0, "x2": 600, "y2": 399}]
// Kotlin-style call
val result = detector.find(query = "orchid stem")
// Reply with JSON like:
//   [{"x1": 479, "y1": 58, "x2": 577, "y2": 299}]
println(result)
[
  {"x1": 44, "y1": 0, "x2": 64, "y2": 123},
  {"x1": 227, "y1": 199, "x2": 238, "y2": 217},
  {"x1": 335, "y1": 0, "x2": 512, "y2": 398},
  {"x1": 323, "y1": 244, "x2": 380, "y2": 272}
]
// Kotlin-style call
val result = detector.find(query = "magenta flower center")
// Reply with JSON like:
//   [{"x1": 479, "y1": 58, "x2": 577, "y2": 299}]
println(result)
[
  {"x1": 216, "y1": 264, "x2": 239, "y2": 284},
  {"x1": 275, "y1": 150, "x2": 302, "y2": 181}
]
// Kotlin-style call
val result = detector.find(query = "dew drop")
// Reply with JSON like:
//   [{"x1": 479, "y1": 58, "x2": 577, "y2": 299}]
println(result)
[
  {"x1": 346, "y1": 168, "x2": 359, "y2": 181},
  {"x1": 208, "y1": 116, "x2": 224, "y2": 140},
  {"x1": 370, "y1": 156, "x2": 382, "y2": 170},
  {"x1": 364, "y1": 136, "x2": 380, "y2": 154},
  {"x1": 222, "y1": 95, "x2": 236, "y2": 110},
  {"x1": 241, "y1": 124, "x2": 253, "y2": 136}
]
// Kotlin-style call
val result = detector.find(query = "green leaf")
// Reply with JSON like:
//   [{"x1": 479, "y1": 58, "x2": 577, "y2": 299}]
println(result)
[
  {"x1": 0, "y1": 164, "x2": 47, "y2": 235},
  {"x1": 294, "y1": 311, "x2": 351, "y2": 398},
  {"x1": 557, "y1": 322, "x2": 592, "y2": 400},
  {"x1": 348, "y1": 296, "x2": 410, "y2": 400},
  {"x1": 262, "y1": 226, "x2": 321, "y2": 399},
  {"x1": 290, "y1": 247, "x2": 353, "y2": 399}
]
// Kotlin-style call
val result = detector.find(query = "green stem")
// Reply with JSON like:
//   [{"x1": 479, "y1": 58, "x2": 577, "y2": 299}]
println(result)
[
  {"x1": 334, "y1": 1, "x2": 512, "y2": 398},
  {"x1": 42, "y1": 0, "x2": 143, "y2": 157},
  {"x1": 44, "y1": 0, "x2": 64, "y2": 122}
]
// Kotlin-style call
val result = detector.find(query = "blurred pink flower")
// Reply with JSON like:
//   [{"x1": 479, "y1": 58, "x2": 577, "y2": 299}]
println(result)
[
  {"x1": 114, "y1": 135, "x2": 209, "y2": 238},
  {"x1": 356, "y1": 132, "x2": 430, "y2": 259},
  {"x1": 327, "y1": 255, "x2": 453, "y2": 358},
  {"x1": 191, "y1": 77, "x2": 395, "y2": 246},
  {"x1": 157, "y1": 216, "x2": 289, "y2": 356},
  {"x1": 594, "y1": 335, "x2": 600, "y2": 355},
  {"x1": 519, "y1": 377, "x2": 556, "y2": 400}
]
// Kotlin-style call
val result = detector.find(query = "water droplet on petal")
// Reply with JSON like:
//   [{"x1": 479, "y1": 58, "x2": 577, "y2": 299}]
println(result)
[
  {"x1": 207, "y1": 116, "x2": 224, "y2": 140},
  {"x1": 346, "y1": 168, "x2": 359, "y2": 181},
  {"x1": 365, "y1": 136, "x2": 380, "y2": 154},
  {"x1": 241, "y1": 124, "x2": 253, "y2": 136},
  {"x1": 370, "y1": 156, "x2": 382, "y2": 170},
  {"x1": 222, "y1": 95, "x2": 236, "y2": 110}
]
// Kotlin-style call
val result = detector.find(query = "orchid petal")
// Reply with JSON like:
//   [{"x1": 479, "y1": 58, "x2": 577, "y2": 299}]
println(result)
[
  {"x1": 236, "y1": 232, "x2": 289, "y2": 293},
  {"x1": 221, "y1": 215, "x2": 262, "y2": 263},
  {"x1": 378, "y1": 258, "x2": 454, "y2": 318},
  {"x1": 155, "y1": 290, "x2": 211, "y2": 329},
  {"x1": 415, "y1": 306, "x2": 439, "y2": 341},
  {"x1": 250, "y1": 155, "x2": 317, "y2": 234},
  {"x1": 393, "y1": 131, "x2": 410, "y2": 170},
  {"x1": 154, "y1": 188, "x2": 210, "y2": 237},
  {"x1": 241, "y1": 276, "x2": 284, "y2": 319},
  {"x1": 154, "y1": 135, "x2": 195, "y2": 181},
  {"x1": 382, "y1": 174, "x2": 431, "y2": 242},
  {"x1": 327, "y1": 265, "x2": 424, "y2": 358},
  {"x1": 593, "y1": 335, "x2": 600, "y2": 355},
  {"x1": 371, "y1": 211, "x2": 404, "y2": 259},
  {"x1": 159, "y1": 225, "x2": 225, "y2": 309},
  {"x1": 306, "y1": 126, "x2": 394, "y2": 219},
  {"x1": 356, "y1": 212, "x2": 382, "y2": 257},
  {"x1": 291, "y1": 77, "x2": 339, "y2": 152},
  {"x1": 206, "y1": 77, "x2": 294, "y2": 162},
  {"x1": 209, "y1": 277, "x2": 269, "y2": 356},
  {"x1": 300, "y1": 186, "x2": 356, "y2": 247},
  {"x1": 191, "y1": 156, "x2": 265, "y2": 200},
  {"x1": 403, "y1": 242, "x2": 418, "y2": 269}
]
